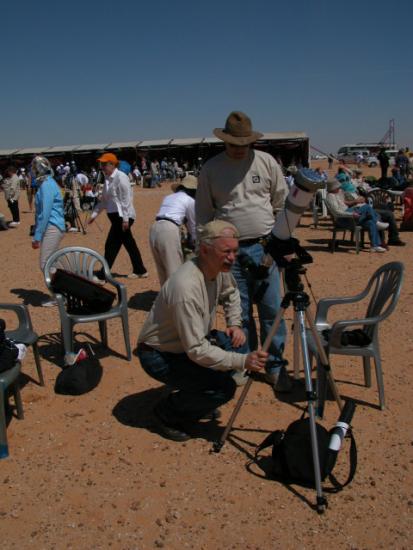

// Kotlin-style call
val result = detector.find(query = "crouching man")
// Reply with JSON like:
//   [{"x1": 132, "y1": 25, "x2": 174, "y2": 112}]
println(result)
[{"x1": 136, "y1": 220, "x2": 268, "y2": 441}]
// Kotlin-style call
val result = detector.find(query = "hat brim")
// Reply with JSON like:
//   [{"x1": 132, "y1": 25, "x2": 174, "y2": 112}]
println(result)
[
  {"x1": 213, "y1": 128, "x2": 263, "y2": 146},
  {"x1": 171, "y1": 180, "x2": 198, "y2": 192},
  {"x1": 327, "y1": 181, "x2": 341, "y2": 192}
]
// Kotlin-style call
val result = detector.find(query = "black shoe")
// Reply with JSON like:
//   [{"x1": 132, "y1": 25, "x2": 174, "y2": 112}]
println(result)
[
  {"x1": 201, "y1": 409, "x2": 222, "y2": 421},
  {"x1": 388, "y1": 239, "x2": 406, "y2": 246},
  {"x1": 153, "y1": 408, "x2": 191, "y2": 442}
]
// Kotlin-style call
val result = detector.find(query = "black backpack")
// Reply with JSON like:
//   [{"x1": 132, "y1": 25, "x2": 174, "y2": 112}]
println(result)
[
  {"x1": 0, "y1": 319, "x2": 19, "y2": 373},
  {"x1": 255, "y1": 415, "x2": 357, "y2": 492},
  {"x1": 54, "y1": 355, "x2": 102, "y2": 395}
]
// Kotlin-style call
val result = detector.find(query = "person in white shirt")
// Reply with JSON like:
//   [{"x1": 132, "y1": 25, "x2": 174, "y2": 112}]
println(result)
[
  {"x1": 88, "y1": 153, "x2": 148, "y2": 279},
  {"x1": 149, "y1": 175, "x2": 197, "y2": 286}
]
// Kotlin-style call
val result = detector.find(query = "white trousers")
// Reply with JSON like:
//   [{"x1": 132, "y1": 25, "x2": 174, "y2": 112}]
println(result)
[
  {"x1": 149, "y1": 220, "x2": 183, "y2": 286},
  {"x1": 40, "y1": 225, "x2": 64, "y2": 272}
]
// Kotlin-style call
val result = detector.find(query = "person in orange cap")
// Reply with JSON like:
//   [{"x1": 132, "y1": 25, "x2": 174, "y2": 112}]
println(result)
[{"x1": 89, "y1": 152, "x2": 148, "y2": 280}]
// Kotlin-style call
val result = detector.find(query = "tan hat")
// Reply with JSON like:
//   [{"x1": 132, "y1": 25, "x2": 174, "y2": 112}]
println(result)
[
  {"x1": 213, "y1": 111, "x2": 263, "y2": 146},
  {"x1": 198, "y1": 220, "x2": 240, "y2": 242},
  {"x1": 327, "y1": 179, "x2": 341, "y2": 192},
  {"x1": 171, "y1": 174, "x2": 198, "y2": 192},
  {"x1": 97, "y1": 152, "x2": 119, "y2": 165}
]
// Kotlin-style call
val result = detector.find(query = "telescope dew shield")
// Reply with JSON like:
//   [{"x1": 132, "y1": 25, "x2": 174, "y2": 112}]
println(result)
[{"x1": 272, "y1": 168, "x2": 325, "y2": 240}]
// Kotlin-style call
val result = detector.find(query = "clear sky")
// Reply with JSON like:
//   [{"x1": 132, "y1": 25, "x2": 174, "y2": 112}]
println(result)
[{"x1": 1, "y1": 0, "x2": 412, "y2": 154}]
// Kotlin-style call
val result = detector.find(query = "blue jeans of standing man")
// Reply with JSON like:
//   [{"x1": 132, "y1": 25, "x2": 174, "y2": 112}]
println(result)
[
  {"x1": 231, "y1": 241, "x2": 287, "y2": 376},
  {"x1": 137, "y1": 331, "x2": 246, "y2": 424}
]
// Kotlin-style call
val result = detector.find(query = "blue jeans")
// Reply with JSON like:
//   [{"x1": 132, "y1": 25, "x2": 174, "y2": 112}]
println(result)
[
  {"x1": 231, "y1": 242, "x2": 286, "y2": 375},
  {"x1": 347, "y1": 204, "x2": 381, "y2": 247},
  {"x1": 137, "y1": 331, "x2": 245, "y2": 424}
]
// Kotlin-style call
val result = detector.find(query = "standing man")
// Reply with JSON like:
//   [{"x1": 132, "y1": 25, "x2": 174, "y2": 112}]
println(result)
[
  {"x1": 196, "y1": 111, "x2": 291, "y2": 391},
  {"x1": 88, "y1": 152, "x2": 148, "y2": 280},
  {"x1": 2, "y1": 166, "x2": 21, "y2": 227},
  {"x1": 137, "y1": 220, "x2": 268, "y2": 441},
  {"x1": 377, "y1": 148, "x2": 390, "y2": 180}
]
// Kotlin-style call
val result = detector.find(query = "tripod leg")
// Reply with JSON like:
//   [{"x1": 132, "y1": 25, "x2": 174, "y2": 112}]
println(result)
[
  {"x1": 293, "y1": 311, "x2": 301, "y2": 379},
  {"x1": 212, "y1": 306, "x2": 287, "y2": 453},
  {"x1": 305, "y1": 311, "x2": 343, "y2": 413},
  {"x1": 296, "y1": 311, "x2": 327, "y2": 513}
]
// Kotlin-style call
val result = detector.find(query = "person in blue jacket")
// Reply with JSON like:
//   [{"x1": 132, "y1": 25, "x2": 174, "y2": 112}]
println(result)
[{"x1": 31, "y1": 156, "x2": 66, "y2": 307}]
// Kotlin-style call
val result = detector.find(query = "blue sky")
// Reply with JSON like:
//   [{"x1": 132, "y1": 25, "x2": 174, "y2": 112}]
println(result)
[{"x1": 1, "y1": 0, "x2": 412, "y2": 153}]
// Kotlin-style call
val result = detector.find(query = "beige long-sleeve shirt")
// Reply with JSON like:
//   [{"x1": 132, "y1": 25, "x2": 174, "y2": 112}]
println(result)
[
  {"x1": 196, "y1": 149, "x2": 288, "y2": 240},
  {"x1": 2, "y1": 174, "x2": 20, "y2": 201},
  {"x1": 138, "y1": 259, "x2": 246, "y2": 371}
]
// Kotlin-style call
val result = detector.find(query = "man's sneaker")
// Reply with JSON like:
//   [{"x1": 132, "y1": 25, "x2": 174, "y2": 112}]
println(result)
[
  {"x1": 8, "y1": 221, "x2": 20, "y2": 227},
  {"x1": 68, "y1": 227, "x2": 79, "y2": 233},
  {"x1": 376, "y1": 221, "x2": 389, "y2": 230},
  {"x1": 371, "y1": 246, "x2": 387, "y2": 253},
  {"x1": 232, "y1": 369, "x2": 249, "y2": 387},
  {"x1": 153, "y1": 407, "x2": 191, "y2": 442},
  {"x1": 41, "y1": 298, "x2": 57, "y2": 307},
  {"x1": 388, "y1": 239, "x2": 406, "y2": 246},
  {"x1": 127, "y1": 272, "x2": 148, "y2": 279},
  {"x1": 265, "y1": 369, "x2": 293, "y2": 393}
]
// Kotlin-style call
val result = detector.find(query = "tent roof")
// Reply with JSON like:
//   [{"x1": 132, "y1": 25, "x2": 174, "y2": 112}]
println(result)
[
  {"x1": 46, "y1": 145, "x2": 78, "y2": 153},
  {"x1": 74, "y1": 143, "x2": 109, "y2": 152},
  {"x1": 138, "y1": 139, "x2": 172, "y2": 147},
  {"x1": 170, "y1": 137, "x2": 204, "y2": 146},
  {"x1": 106, "y1": 141, "x2": 141, "y2": 149},
  {"x1": 0, "y1": 149, "x2": 20, "y2": 156},
  {"x1": 14, "y1": 147, "x2": 51, "y2": 155}
]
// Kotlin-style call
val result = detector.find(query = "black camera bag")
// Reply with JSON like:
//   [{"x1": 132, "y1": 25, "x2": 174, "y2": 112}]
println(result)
[
  {"x1": 255, "y1": 416, "x2": 357, "y2": 492},
  {"x1": 0, "y1": 319, "x2": 19, "y2": 373},
  {"x1": 51, "y1": 269, "x2": 116, "y2": 315},
  {"x1": 55, "y1": 356, "x2": 102, "y2": 395}
]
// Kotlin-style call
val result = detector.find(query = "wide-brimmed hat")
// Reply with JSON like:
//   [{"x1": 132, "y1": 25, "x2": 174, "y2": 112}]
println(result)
[
  {"x1": 213, "y1": 111, "x2": 263, "y2": 146},
  {"x1": 327, "y1": 179, "x2": 341, "y2": 192},
  {"x1": 171, "y1": 174, "x2": 198, "y2": 192}
]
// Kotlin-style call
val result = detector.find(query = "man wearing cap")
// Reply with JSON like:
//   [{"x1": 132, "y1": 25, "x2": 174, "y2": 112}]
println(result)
[
  {"x1": 196, "y1": 111, "x2": 290, "y2": 391},
  {"x1": 136, "y1": 220, "x2": 268, "y2": 441},
  {"x1": 149, "y1": 174, "x2": 198, "y2": 286},
  {"x1": 88, "y1": 152, "x2": 148, "y2": 279}
]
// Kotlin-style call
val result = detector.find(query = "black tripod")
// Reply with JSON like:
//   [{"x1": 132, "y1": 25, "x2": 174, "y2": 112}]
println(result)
[
  {"x1": 213, "y1": 260, "x2": 343, "y2": 513},
  {"x1": 64, "y1": 193, "x2": 86, "y2": 234}
]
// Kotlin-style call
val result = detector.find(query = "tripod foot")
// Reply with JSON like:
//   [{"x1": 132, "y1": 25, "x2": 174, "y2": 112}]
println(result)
[
  {"x1": 212, "y1": 441, "x2": 224, "y2": 453},
  {"x1": 316, "y1": 496, "x2": 328, "y2": 514}
]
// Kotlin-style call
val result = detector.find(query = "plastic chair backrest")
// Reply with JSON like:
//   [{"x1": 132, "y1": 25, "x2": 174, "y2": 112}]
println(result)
[
  {"x1": 44, "y1": 247, "x2": 110, "y2": 290},
  {"x1": 363, "y1": 262, "x2": 404, "y2": 337}
]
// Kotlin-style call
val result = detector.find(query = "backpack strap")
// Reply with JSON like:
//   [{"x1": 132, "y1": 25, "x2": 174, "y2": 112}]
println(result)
[
  {"x1": 325, "y1": 428, "x2": 357, "y2": 493},
  {"x1": 255, "y1": 431, "x2": 284, "y2": 459}
]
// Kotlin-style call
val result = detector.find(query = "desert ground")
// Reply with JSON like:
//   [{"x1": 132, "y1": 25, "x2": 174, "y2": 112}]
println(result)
[{"x1": 0, "y1": 160, "x2": 412, "y2": 549}]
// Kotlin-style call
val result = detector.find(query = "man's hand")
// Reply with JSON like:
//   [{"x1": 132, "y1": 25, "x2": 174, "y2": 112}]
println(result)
[
  {"x1": 32, "y1": 240, "x2": 40, "y2": 249},
  {"x1": 122, "y1": 221, "x2": 129, "y2": 232},
  {"x1": 225, "y1": 326, "x2": 246, "y2": 348},
  {"x1": 245, "y1": 350, "x2": 268, "y2": 372}
]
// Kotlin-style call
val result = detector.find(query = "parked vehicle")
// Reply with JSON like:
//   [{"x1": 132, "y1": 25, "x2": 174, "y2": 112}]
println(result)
[{"x1": 367, "y1": 150, "x2": 398, "y2": 167}]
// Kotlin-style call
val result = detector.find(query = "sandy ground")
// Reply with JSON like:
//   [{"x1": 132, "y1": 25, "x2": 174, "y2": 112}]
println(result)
[{"x1": 0, "y1": 160, "x2": 412, "y2": 549}]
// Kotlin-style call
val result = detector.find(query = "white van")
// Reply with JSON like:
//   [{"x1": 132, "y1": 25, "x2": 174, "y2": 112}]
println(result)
[{"x1": 367, "y1": 149, "x2": 399, "y2": 167}]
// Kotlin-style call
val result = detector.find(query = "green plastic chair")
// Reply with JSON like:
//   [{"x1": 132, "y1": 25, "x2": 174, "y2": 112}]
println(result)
[{"x1": 0, "y1": 362, "x2": 24, "y2": 459}]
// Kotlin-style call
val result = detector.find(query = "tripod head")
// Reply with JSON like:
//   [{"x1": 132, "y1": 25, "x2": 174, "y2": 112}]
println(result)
[{"x1": 265, "y1": 234, "x2": 313, "y2": 293}]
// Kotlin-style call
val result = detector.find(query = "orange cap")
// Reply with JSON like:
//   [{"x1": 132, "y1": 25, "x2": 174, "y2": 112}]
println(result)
[{"x1": 97, "y1": 152, "x2": 119, "y2": 165}]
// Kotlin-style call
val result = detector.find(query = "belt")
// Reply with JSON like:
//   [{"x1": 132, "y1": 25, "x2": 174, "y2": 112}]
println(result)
[
  {"x1": 238, "y1": 233, "x2": 271, "y2": 247},
  {"x1": 156, "y1": 216, "x2": 181, "y2": 227},
  {"x1": 137, "y1": 342, "x2": 155, "y2": 352}
]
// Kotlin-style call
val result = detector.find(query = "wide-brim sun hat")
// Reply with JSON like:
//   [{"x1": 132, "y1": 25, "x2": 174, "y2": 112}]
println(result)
[
  {"x1": 213, "y1": 111, "x2": 263, "y2": 146},
  {"x1": 327, "y1": 179, "x2": 341, "y2": 192},
  {"x1": 171, "y1": 174, "x2": 198, "y2": 192}
]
